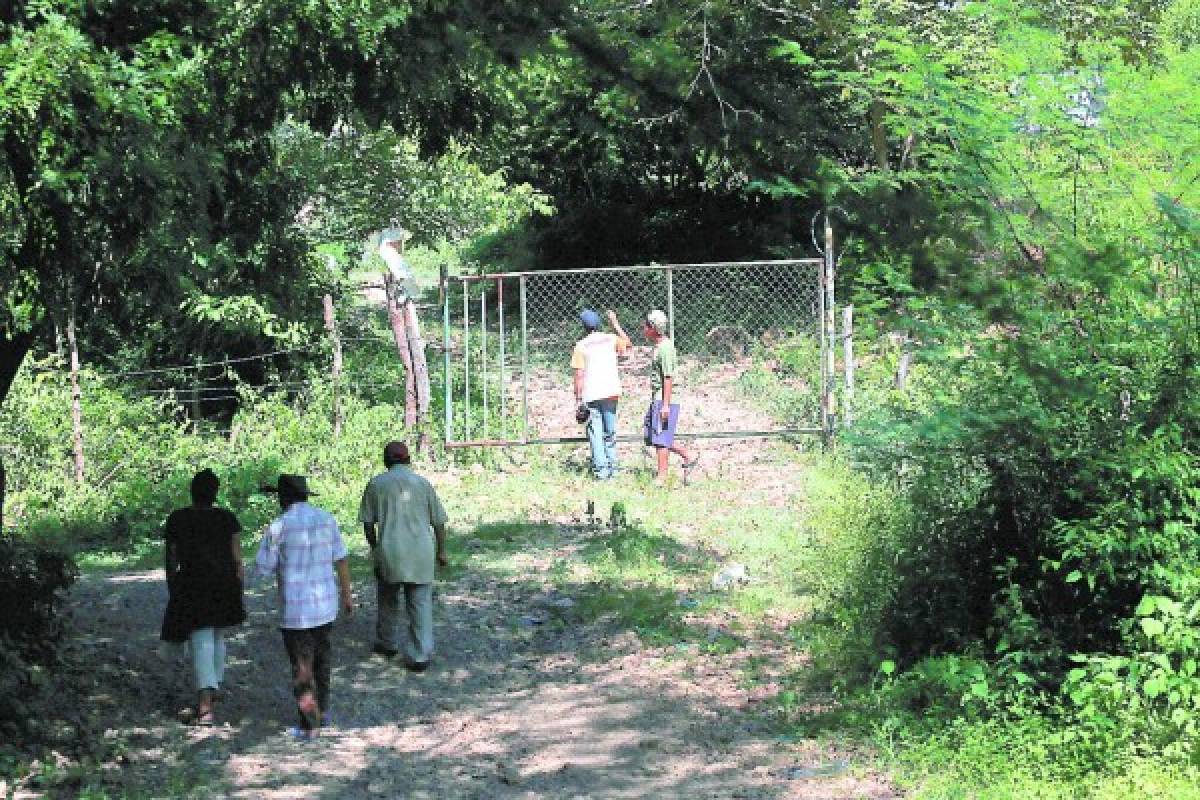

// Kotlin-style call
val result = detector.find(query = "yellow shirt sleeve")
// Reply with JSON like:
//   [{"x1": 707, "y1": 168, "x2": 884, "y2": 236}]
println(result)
[{"x1": 570, "y1": 342, "x2": 585, "y2": 370}]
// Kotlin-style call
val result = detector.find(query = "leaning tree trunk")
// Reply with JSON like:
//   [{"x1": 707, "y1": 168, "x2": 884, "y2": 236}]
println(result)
[
  {"x1": 385, "y1": 276, "x2": 418, "y2": 430},
  {"x1": 402, "y1": 299, "x2": 431, "y2": 455},
  {"x1": 0, "y1": 328, "x2": 37, "y2": 532}
]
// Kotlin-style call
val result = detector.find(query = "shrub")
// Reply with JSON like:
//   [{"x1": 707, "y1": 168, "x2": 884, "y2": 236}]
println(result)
[
  {"x1": 0, "y1": 534, "x2": 78, "y2": 740},
  {"x1": 0, "y1": 535, "x2": 78, "y2": 656}
]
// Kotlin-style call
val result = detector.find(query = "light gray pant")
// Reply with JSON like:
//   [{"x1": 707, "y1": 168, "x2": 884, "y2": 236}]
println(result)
[
  {"x1": 376, "y1": 582, "x2": 434, "y2": 664},
  {"x1": 189, "y1": 627, "x2": 226, "y2": 691}
]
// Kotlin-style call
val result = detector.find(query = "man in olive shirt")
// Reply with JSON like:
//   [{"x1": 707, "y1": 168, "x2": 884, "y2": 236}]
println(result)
[
  {"x1": 642, "y1": 309, "x2": 699, "y2": 486},
  {"x1": 359, "y1": 440, "x2": 449, "y2": 670}
]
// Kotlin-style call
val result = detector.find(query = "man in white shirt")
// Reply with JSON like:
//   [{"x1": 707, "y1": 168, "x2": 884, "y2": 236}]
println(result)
[{"x1": 571, "y1": 309, "x2": 631, "y2": 480}]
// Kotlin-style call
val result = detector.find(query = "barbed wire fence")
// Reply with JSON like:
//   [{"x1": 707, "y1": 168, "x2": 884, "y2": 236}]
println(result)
[
  {"x1": 3, "y1": 239, "x2": 852, "y2": 503},
  {"x1": 0, "y1": 318, "x2": 428, "y2": 500}
]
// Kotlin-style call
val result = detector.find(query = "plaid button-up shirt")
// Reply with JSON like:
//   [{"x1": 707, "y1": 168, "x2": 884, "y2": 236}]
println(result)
[{"x1": 254, "y1": 502, "x2": 347, "y2": 630}]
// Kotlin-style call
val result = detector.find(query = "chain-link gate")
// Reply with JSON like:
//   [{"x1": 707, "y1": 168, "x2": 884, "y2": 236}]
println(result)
[{"x1": 440, "y1": 259, "x2": 828, "y2": 447}]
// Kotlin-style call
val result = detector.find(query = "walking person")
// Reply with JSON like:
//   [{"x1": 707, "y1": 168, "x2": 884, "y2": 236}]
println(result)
[
  {"x1": 641, "y1": 309, "x2": 700, "y2": 486},
  {"x1": 359, "y1": 441, "x2": 449, "y2": 671},
  {"x1": 254, "y1": 474, "x2": 354, "y2": 741},
  {"x1": 571, "y1": 308, "x2": 632, "y2": 480},
  {"x1": 160, "y1": 468, "x2": 246, "y2": 726}
]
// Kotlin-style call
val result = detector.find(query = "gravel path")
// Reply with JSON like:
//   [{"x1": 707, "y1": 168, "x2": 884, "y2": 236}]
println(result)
[{"x1": 48, "y1": 516, "x2": 899, "y2": 799}]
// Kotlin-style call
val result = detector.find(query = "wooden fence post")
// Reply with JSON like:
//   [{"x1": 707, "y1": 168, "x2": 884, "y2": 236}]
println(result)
[
  {"x1": 386, "y1": 275, "x2": 418, "y2": 430},
  {"x1": 66, "y1": 305, "x2": 85, "y2": 483},
  {"x1": 388, "y1": 283, "x2": 422, "y2": 431},
  {"x1": 842, "y1": 305, "x2": 854, "y2": 427},
  {"x1": 821, "y1": 212, "x2": 836, "y2": 444},
  {"x1": 402, "y1": 299, "x2": 431, "y2": 454},
  {"x1": 323, "y1": 293, "x2": 344, "y2": 437},
  {"x1": 894, "y1": 332, "x2": 911, "y2": 391}
]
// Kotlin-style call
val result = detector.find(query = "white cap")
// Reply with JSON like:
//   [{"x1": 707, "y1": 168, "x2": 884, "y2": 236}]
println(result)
[{"x1": 645, "y1": 309, "x2": 669, "y2": 334}]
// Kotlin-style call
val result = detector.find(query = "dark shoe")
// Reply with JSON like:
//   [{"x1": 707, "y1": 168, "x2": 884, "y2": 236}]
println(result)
[
  {"x1": 404, "y1": 660, "x2": 429, "y2": 673},
  {"x1": 372, "y1": 644, "x2": 398, "y2": 658}
]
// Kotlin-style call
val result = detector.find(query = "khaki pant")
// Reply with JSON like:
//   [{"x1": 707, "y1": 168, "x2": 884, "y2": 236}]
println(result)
[{"x1": 376, "y1": 582, "x2": 434, "y2": 664}]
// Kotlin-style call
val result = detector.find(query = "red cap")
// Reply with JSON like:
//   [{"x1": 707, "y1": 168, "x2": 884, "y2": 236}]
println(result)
[{"x1": 384, "y1": 441, "x2": 410, "y2": 465}]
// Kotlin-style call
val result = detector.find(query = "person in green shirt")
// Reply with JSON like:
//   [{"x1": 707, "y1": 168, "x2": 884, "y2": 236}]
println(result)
[
  {"x1": 641, "y1": 309, "x2": 700, "y2": 486},
  {"x1": 358, "y1": 440, "x2": 449, "y2": 671}
]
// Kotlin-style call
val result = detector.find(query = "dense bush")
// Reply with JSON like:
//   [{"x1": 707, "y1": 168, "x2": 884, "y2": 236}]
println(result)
[
  {"x1": 0, "y1": 535, "x2": 77, "y2": 654},
  {"x1": 0, "y1": 534, "x2": 78, "y2": 740},
  {"x1": 801, "y1": 201, "x2": 1200, "y2": 759}
]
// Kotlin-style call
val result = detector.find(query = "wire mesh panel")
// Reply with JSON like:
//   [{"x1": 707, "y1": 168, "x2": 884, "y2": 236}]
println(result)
[{"x1": 442, "y1": 260, "x2": 825, "y2": 447}]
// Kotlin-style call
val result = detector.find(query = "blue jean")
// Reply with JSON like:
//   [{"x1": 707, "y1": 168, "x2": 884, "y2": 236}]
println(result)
[{"x1": 586, "y1": 398, "x2": 619, "y2": 478}]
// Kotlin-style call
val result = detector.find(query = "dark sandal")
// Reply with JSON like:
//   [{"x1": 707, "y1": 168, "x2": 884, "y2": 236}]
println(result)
[{"x1": 682, "y1": 455, "x2": 701, "y2": 484}]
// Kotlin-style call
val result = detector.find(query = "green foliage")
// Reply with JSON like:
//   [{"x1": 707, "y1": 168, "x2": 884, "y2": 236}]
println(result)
[
  {"x1": 1161, "y1": 0, "x2": 1200, "y2": 49},
  {"x1": 278, "y1": 121, "x2": 552, "y2": 258},
  {"x1": 0, "y1": 0, "x2": 576, "y2": 412},
  {"x1": 0, "y1": 533, "x2": 78, "y2": 743},
  {"x1": 0, "y1": 535, "x2": 76, "y2": 653},
  {"x1": 756, "y1": 4, "x2": 1200, "y2": 780},
  {"x1": 879, "y1": 712, "x2": 1200, "y2": 799},
  {"x1": 789, "y1": 457, "x2": 911, "y2": 681}
]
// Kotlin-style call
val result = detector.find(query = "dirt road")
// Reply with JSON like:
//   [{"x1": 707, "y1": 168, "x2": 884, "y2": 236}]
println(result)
[{"x1": 44, "y1": 514, "x2": 897, "y2": 800}]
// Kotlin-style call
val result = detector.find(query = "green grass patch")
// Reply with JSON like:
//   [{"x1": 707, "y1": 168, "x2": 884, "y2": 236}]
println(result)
[
  {"x1": 469, "y1": 521, "x2": 555, "y2": 550},
  {"x1": 573, "y1": 584, "x2": 689, "y2": 643},
  {"x1": 879, "y1": 714, "x2": 1200, "y2": 799}
]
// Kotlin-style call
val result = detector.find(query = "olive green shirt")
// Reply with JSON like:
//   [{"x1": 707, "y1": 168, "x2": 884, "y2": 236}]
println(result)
[
  {"x1": 358, "y1": 465, "x2": 448, "y2": 584},
  {"x1": 650, "y1": 338, "x2": 678, "y2": 401}
]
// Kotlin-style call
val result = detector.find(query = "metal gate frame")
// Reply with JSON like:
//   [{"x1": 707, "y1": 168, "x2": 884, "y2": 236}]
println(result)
[{"x1": 440, "y1": 257, "x2": 835, "y2": 449}]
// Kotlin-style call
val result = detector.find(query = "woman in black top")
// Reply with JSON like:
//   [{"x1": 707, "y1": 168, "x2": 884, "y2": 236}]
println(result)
[{"x1": 161, "y1": 469, "x2": 245, "y2": 724}]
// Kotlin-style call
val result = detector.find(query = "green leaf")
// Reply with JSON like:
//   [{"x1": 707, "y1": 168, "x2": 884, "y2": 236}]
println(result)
[
  {"x1": 1140, "y1": 618, "x2": 1166, "y2": 637},
  {"x1": 880, "y1": 660, "x2": 896, "y2": 676},
  {"x1": 1065, "y1": 570, "x2": 1083, "y2": 583},
  {"x1": 1135, "y1": 595, "x2": 1159, "y2": 616},
  {"x1": 771, "y1": 40, "x2": 816, "y2": 66}
]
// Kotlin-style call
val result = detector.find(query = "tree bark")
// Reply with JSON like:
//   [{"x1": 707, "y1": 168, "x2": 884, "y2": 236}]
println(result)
[
  {"x1": 403, "y1": 299, "x2": 431, "y2": 453},
  {"x1": 0, "y1": 328, "x2": 37, "y2": 531},
  {"x1": 67, "y1": 307, "x2": 86, "y2": 483},
  {"x1": 385, "y1": 277, "x2": 418, "y2": 429},
  {"x1": 323, "y1": 294, "x2": 344, "y2": 437}
]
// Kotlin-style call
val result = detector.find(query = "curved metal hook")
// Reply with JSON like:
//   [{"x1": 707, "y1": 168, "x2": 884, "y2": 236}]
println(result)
[{"x1": 811, "y1": 206, "x2": 852, "y2": 258}]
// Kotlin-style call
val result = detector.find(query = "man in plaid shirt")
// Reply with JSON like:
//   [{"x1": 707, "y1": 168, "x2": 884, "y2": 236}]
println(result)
[{"x1": 255, "y1": 474, "x2": 354, "y2": 740}]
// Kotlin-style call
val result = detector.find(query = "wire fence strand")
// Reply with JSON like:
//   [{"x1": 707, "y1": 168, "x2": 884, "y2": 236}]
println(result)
[{"x1": 444, "y1": 260, "x2": 825, "y2": 445}]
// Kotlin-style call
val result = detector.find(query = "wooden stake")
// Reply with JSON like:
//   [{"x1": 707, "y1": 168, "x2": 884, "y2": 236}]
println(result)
[
  {"x1": 386, "y1": 276, "x2": 418, "y2": 429},
  {"x1": 842, "y1": 305, "x2": 854, "y2": 427},
  {"x1": 66, "y1": 306, "x2": 86, "y2": 483},
  {"x1": 403, "y1": 299, "x2": 431, "y2": 454},
  {"x1": 323, "y1": 293, "x2": 344, "y2": 437},
  {"x1": 894, "y1": 332, "x2": 911, "y2": 391},
  {"x1": 822, "y1": 212, "x2": 836, "y2": 443}
]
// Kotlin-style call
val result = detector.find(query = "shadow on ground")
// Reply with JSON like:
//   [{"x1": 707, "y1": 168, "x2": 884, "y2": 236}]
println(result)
[{"x1": 51, "y1": 516, "x2": 896, "y2": 800}]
